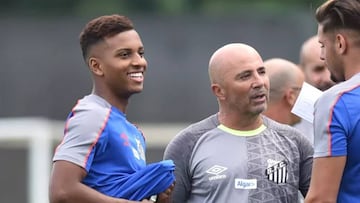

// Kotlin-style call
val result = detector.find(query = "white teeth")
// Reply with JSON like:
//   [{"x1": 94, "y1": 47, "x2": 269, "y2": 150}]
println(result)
[{"x1": 129, "y1": 72, "x2": 143, "y2": 77}]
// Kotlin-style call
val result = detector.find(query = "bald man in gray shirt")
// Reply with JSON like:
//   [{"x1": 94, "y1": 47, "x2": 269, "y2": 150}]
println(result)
[{"x1": 164, "y1": 43, "x2": 313, "y2": 203}]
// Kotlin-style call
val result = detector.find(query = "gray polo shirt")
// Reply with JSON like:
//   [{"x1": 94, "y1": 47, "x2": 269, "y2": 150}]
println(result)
[{"x1": 164, "y1": 114, "x2": 313, "y2": 203}]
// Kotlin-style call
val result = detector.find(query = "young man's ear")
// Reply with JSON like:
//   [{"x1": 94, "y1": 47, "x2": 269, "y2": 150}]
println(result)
[
  {"x1": 335, "y1": 33, "x2": 347, "y2": 55},
  {"x1": 88, "y1": 57, "x2": 104, "y2": 76}
]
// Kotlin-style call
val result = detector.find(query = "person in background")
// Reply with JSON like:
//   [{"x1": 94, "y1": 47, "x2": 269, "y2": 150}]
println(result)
[
  {"x1": 293, "y1": 35, "x2": 336, "y2": 145},
  {"x1": 49, "y1": 15, "x2": 174, "y2": 203},
  {"x1": 299, "y1": 35, "x2": 335, "y2": 91},
  {"x1": 263, "y1": 58, "x2": 305, "y2": 126},
  {"x1": 305, "y1": 0, "x2": 360, "y2": 202},
  {"x1": 164, "y1": 43, "x2": 313, "y2": 203}
]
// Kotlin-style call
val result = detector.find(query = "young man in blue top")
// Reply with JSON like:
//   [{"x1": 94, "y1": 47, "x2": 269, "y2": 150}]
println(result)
[
  {"x1": 305, "y1": 0, "x2": 360, "y2": 202},
  {"x1": 49, "y1": 15, "x2": 174, "y2": 203}
]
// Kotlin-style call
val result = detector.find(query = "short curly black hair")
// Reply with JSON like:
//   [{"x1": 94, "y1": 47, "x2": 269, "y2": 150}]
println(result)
[{"x1": 79, "y1": 14, "x2": 134, "y2": 61}]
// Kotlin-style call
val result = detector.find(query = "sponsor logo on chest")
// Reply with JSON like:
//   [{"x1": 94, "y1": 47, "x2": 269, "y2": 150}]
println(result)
[
  {"x1": 205, "y1": 158, "x2": 289, "y2": 189},
  {"x1": 234, "y1": 178, "x2": 257, "y2": 189}
]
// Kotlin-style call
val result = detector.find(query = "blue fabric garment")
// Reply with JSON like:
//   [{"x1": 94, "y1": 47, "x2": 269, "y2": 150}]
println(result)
[
  {"x1": 115, "y1": 159, "x2": 176, "y2": 200},
  {"x1": 53, "y1": 94, "x2": 175, "y2": 201}
]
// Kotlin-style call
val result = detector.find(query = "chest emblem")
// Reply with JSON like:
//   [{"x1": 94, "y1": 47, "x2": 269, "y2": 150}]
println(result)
[{"x1": 265, "y1": 159, "x2": 288, "y2": 184}]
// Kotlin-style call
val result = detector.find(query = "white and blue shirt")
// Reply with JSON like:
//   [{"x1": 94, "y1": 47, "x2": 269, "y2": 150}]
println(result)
[
  {"x1": 314, "y1": 73, "x2": 360, "y2": 202},
  {"x1": 53, "y1": 94, "x2": 147, "y2": 197}
]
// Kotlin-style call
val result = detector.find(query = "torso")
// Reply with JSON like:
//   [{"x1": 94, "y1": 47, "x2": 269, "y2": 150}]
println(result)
[{"x1": 53, "y1": 94, "x2": 146, "y2": 197}]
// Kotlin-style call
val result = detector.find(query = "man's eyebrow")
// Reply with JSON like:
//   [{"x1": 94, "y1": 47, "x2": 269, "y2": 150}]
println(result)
[
  {"x1": 235, "y1": 70, "x2": 252, "y2": 78},
  {"x1": 113, "y1": 48, "x2": 132, "y2": 53},
  {"x1": 115, "y1": 46, "x2": 144, "y2": 52}
]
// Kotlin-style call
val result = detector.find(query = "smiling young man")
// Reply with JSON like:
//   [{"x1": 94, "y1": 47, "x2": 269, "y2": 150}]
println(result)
[
  {"x1": 49, "y1": 15, "x2": 174, "y2": 203},
  {"x1": 164, "y1": 43, "x2": 313, "y2": 203},
  {"x1": 305, "y1": 0, "x2": 360, "y2": 202}
]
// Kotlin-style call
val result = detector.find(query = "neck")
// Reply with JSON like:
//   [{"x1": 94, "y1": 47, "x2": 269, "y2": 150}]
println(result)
[
  {"x1": 345, "y1": 63, "x2": 360, "y2": 80},
  {"x1": 218, "y1": 111, "x2": 263, "y2": 131},
  {"x1": 344, "y1": 47, "x2": 360, "y2": 80},
  {"x1": 92, "y1": 87, "x2": 129, "y2": 113},
  {"x1": 263, "y1": 103, "x2": 291, "y2": 125}
]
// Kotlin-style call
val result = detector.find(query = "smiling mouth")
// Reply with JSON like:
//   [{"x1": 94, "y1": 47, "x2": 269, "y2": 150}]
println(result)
[
  {"x1": 128, "y1": 72, "x2": 143, "y2": 78},
  {"x1": 127, "y1": 72, "x2": 144, "y2": 82}
]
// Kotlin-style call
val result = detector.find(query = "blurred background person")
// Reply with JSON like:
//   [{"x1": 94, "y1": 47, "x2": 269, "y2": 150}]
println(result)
[
  {"x1": 263, "y1": 58, "x2": 304, "y2": 126},
  {"x1": 293, "y1": 35, "x2": 336, "y2": 145},
  {"x1": 299, "y1": 35, "x2": 335, "y2": 91}
]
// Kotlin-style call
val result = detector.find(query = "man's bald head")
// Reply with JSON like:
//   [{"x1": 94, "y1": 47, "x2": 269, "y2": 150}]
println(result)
[
  {"x1": 299, "y1": 36, "x2": 321, "y2": 68},
  {"x1": 208, "y1": 43, "x2": 262, "y2": 85},
  {"x1": 265, "y1": 58, "x2": 304, "y2": 102},
  {"x1": 299, "y1": 35, "x2": 335, "y2": 90},
  {"x1": 207, "y1": 43, "x2": 268, "y2": 125},
  {"x1": 263, "y1": 58, "x2": 304, "y2": 125}
]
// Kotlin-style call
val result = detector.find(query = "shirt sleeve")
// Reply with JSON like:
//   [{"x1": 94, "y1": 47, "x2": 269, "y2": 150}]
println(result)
[
  {"x1": 53, "y1": 105, "x2": 110, "y2": 171},
  {"x1": 313, "y1": 94, "x2": 349, "y2": 158},
  {"x1": 297, "y1": 129, "x2": 314, "y2": 197},
  {"x1": 163, "y1": 130, "x2": 194, "y2": 203}
]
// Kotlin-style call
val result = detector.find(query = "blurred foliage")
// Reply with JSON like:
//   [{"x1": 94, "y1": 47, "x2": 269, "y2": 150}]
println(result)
[{"x1": 0, "y1": 0, "x2": 324, "y2": 16}]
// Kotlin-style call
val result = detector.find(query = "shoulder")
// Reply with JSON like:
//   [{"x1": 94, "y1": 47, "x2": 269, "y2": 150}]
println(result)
[
  {"x1": 263, "y1": 115, "x2": 299, "y2": 135},
  {"x1": 263, "y1": 116, "x2": 312, "y2": 147},
  {"x1": 73, "y1": 94, "x2": 111, "y2": 115},
  {"x1": 164, "y1": 114, "x2": 219, "y2": 157},
  {"x1": 175, "y1": 114, "x2": 219, "y2": 142},
  {"x1": 66, "y1": 95, "x2": 112, "y2": 134},
  {"x1": 72, "y1": 94, "x2": 111, "y2": 119},
  {"x1": 317, "y1": 79, "x2": 360, "y2": 109}
]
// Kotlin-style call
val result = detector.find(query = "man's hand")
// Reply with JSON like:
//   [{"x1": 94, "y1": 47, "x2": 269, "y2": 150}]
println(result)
[{"x1": 155, "y1": 182, "x2": 175, "y2": 203}]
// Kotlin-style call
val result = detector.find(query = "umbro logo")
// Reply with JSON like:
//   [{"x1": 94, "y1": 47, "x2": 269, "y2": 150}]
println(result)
[{"x1": 206, "y1": 165, "x2": 227, "y2": 181}]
